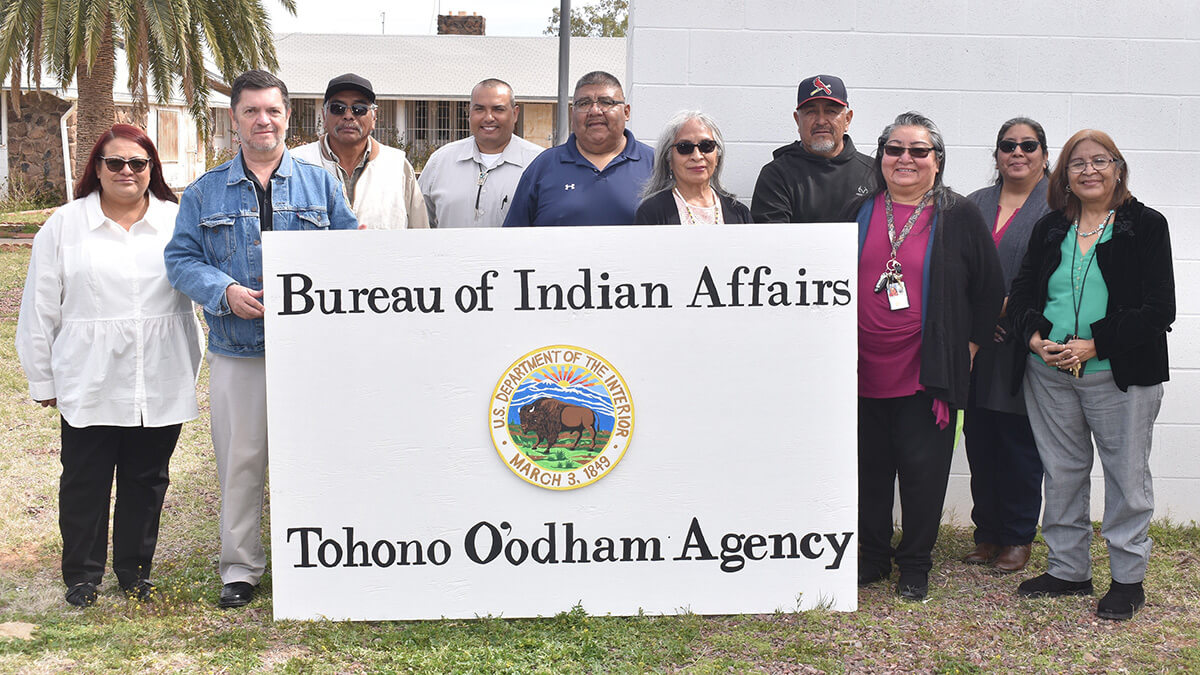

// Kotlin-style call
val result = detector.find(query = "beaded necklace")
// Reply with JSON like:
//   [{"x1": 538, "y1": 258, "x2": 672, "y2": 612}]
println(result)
[{"x1": 673, "y1": 187, "x2": 722, "y2": 225}]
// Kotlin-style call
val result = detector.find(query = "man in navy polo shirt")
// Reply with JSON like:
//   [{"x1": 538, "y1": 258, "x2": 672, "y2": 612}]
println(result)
[{"x1": 503, "y1": 71, "x2": 653, "y2": 227}]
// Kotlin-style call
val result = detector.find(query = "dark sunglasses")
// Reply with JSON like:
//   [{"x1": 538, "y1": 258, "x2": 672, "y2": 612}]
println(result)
[
  {"x1": 673, "y1": 140, "x2": 718, "y2": 155},
  {"x1": 99, "y1": 156, "x2": 151, "y2": 173},
  {"x1": 326, "y1": 102, "x2": 376, "y2": 117},
  {"x1": 882, "y1": 145, "x2": 934, "y2": 159},
  {"x1": 998, "y1": 140, "x2": 1041, "y2": 153}
]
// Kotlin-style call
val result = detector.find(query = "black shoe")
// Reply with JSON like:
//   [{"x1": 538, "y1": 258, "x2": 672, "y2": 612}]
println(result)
[
  {"x1": 858, "y1": 565, "x2": 890, "y2": 587},
  {"x1": 122, "y1": 579, "x2": 158, "y2": 603},
  {"x1": 1096, "y1": 581, "x2": 1145, "y2": 620},
  {"x1": 219, "y1": 581, "x2": 256, "y2": 609},
  {"x1": 65, "y1": 582, "x2": 98, "y2": 608},
  {"x1": 1017, "y1": 572, "x2": 1093, "y2": 598},
  {"x1": 896, "y1": 572, "x2": 928, "y2": 601}
]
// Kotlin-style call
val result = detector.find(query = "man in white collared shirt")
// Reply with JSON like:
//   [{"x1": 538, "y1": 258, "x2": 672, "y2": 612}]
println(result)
[{"x1": 418, "y1": 79, "x2": 544, "y2": 228}]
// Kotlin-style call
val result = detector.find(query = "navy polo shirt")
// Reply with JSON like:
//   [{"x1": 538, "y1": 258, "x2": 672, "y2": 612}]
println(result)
[{"x1": 502, "y1": 129, "x2": 654, "y2": 227}]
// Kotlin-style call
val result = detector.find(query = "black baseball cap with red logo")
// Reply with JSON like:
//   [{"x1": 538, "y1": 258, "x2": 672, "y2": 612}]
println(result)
[{"x1": 797, "y1": 74, "x2": 848, "y2": 108}]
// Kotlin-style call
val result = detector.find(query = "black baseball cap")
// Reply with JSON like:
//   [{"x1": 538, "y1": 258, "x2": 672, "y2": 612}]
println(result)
[
  {"x1": 324, "y1": 73, "x2": 375, "y2": 103},
  {"x1": 797, "y1": 74, "x2": 848, "y2": 108}
]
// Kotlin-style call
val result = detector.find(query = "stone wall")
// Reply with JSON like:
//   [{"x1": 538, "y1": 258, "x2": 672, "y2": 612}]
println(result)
[{"x1": 6, "y1": 92, "x2": 73, "y2": 201}]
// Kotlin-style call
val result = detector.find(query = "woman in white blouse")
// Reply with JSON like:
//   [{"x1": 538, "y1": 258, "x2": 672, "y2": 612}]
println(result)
[{"x1": 16, "y1": 124, "x2": 202, "y2": 607}]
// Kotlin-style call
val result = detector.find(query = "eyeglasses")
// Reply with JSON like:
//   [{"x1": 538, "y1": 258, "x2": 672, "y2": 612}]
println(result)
[
  {"x1": 881, "y1": 145, "x2": 934, "y2": 159},
  {"x1": 1067, "y1": 157, "x2": 1119, "y2": 174},
  {"x1": 326, "y1": 101, "x2": 377, "y2": 117},
  {"x1": 673, "y1": 140, "x2": 718, "y2": 155},
  {"x1": 572, "y1": 97, "x2": 624, "y2": 112},
  {"x1": 99, "y1": 156, "x2": 151, "y2": 173},
  {"x1": 998, "y1": 140, "x2": 1040, "y2": 153}
]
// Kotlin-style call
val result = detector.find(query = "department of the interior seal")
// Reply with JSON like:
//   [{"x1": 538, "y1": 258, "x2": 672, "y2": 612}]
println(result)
[{"x1": 490, "y1": 346, "x2": 634, "y2": 490}]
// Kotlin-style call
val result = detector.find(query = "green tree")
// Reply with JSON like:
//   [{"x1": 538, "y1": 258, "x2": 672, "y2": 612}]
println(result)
[
  {"x1": 544, "y1": 0, "x2": 627, "y2": 38},
  {"x1": 0, "y1": 0, "x2": 296, "y2": 175}
]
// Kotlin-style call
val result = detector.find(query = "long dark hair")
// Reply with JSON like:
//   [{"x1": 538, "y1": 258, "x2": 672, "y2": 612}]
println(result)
[{"x1": 74, "y1": 124, "x2": 176, "y2": 202}]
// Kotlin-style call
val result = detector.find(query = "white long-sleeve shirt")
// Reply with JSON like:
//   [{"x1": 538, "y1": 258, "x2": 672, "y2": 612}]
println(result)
[{"x1": 16, "y1": 192, "x2": 203, "y2": 428}]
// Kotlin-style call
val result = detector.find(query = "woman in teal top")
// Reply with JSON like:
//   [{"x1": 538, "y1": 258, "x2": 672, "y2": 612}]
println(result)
[
  {"x1": 1008, "y1": 129, "x2": 1175, "y2": 622},
  {"x1": 1041, "y1": 210, "x2": 1114, "y2": 373}
]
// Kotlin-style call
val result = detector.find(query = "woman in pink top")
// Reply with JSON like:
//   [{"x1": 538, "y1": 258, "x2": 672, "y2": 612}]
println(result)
[{"x1": 854, "y1": 112, "x2": 1004, "y2": 601}]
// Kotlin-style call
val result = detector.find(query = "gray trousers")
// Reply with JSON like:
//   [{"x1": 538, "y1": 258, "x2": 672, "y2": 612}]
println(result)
[
  {"x1": 207, "y1": 352, "x2": 269, "y2": 585},
  {"x1": 1023, "y1": 356, "x2": 1162, "y2": 583}
]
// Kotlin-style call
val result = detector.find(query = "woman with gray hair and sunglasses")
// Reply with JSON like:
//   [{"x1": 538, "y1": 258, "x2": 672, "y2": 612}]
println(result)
[
  {"x1": 635, "y1": 111, "x2": 751, "y2": 225},
  {"x1": 854, "y1": 111, "x2": 1004, "y2": 601}
]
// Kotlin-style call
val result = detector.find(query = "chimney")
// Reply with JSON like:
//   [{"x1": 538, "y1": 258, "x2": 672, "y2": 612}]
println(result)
[{"x1": 437, "y1": 11, "x2": 485, "y2": 36}]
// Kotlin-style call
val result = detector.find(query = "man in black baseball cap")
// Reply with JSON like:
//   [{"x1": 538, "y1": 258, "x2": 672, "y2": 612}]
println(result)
[
  {"x1": 751, "y1": 73, "x2": 872, "y2": 223},
  {"x1": 324, "y1": 73, "x2": 376, "y2": 103},
  {"x1": 293, "y1": 73, "x2": 428, "y2": 228}
]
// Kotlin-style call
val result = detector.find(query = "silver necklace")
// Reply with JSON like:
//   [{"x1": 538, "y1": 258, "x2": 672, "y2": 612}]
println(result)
[{"x1": 1073, "y1": 209, "x2": 1114, "y2": 237}]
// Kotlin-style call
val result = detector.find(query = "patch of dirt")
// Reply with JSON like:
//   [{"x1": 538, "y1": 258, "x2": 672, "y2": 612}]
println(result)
[
  {"x1": 261, "y1": 644, "x2": 312, "y2": 669},
  {"x1": 0, "y1": 542, "x2": 50, "y2": 572},
  {"x1": 0, "y1": 287, "x2": 22, "y2": 318}
]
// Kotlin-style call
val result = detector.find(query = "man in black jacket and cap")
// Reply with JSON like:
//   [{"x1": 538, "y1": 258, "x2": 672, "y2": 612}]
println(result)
[{"x1": 751, "y1": 74, "x2": 873, "y2": 223}]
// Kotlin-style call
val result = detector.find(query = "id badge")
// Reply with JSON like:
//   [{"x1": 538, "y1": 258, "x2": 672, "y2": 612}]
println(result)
[{"x1": 886, "y1": 280, "x2": 910, "y2": 310}]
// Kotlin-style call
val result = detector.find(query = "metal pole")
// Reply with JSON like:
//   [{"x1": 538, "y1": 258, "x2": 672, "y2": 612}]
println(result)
[{"x1": 556, "y1": 0, "x2": 570, "y2": 145}]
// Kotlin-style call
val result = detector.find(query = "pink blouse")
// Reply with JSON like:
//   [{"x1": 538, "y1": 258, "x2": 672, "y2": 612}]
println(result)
[{"x1": 858, "y1": 194, "x2": 934, "y2": 399}]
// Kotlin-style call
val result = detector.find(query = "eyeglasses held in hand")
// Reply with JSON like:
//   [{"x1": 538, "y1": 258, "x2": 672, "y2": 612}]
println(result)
[
  {"x1": 881, "y1": 145, "x2": 934, "y2": 159},
  {"x1": 326, "y1": 102, "x2": 377, "y2": 117},
  {"x1": 1067, "y1": 157, "x2": 1118, "y2": 174},
  {"x1": 99, "y1": 156, "x2": 151, "y2": 173},
  {"x1": 998, "y1": 140, "x2": 1040, "y2": 153},
  {"x1": 673, "y1": 140, "x2": 718, "y2": 155},
  {"x1": 572, "y1": 97, "x2": 624, "y2": 112}
]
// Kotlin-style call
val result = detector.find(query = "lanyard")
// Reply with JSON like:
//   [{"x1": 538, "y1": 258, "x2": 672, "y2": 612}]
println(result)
[
  {"x1": 884, "y1": 191, "x2": 933, "y2": 264},
  {"x1": 1068, "y1": 210, "x2": 1113, "y2": 336}
]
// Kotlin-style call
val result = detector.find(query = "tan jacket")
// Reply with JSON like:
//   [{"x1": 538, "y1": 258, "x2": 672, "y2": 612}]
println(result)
[{"x1": 292, "y1": 137, "x2": 429, "y2": 229}]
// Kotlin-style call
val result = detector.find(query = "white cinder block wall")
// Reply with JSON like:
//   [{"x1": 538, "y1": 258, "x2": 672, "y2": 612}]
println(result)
[{"x1": 627, "y1": 0, "x2": 1200, "y2": 524}]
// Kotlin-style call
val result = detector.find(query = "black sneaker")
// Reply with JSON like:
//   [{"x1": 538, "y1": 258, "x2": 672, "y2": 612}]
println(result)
[
  {"x1": 122, "y1": 579, "x2": 159, "y2": 603},
  {"x1": 1096, "y1": 581, "x2": 1145, "y2": 620},
  {"x1": 1017, "y1": 572, "x2": 1093, "y2": 598},
  {"x1": 896, "y1": 572, "x2": 928, "y2": 601},
  {"x1": 65, "y1": 582, "x2": 98, "y2": 608}
]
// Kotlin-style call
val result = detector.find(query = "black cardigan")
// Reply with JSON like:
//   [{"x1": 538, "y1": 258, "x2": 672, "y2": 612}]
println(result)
[
  {"x1": 634, "y1": 189, "x2": 753, "y2": 225},
  {"x1": 1008, "y1": 198, "x2": 1175, "y2": 392},
  {"x1": 855, "y1": 192, "x2": 1006, "y2": 409}
]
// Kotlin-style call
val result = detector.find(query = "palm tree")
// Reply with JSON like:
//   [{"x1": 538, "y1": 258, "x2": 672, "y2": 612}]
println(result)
[{"x1": 0, "y1": 0, "x2": 296, "y2": 175}]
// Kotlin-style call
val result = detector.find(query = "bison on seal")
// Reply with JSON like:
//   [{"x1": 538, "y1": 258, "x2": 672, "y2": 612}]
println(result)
[{"x1": 518, "y1": 397, "x2": 598, "y2": 451}]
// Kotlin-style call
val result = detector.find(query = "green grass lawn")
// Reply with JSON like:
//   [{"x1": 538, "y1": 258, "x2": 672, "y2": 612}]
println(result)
[
  {"x1": 0, "y1": 209, "x2": 54, "y2": 227},
  {"x1": 1, "y1": 247, "x2": 1198, "y2": 673}
]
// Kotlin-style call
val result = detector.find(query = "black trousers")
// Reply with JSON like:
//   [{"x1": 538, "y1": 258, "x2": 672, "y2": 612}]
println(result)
[
  {"x1": 964, "y1": 407, "x2": 1043, "y2": 545},
  {"x1": 858, "y1": 394, "x2": 955, "y2": 575},
  {"x1": 59, "y1": 418, "x2": 181, "y2": 588}
]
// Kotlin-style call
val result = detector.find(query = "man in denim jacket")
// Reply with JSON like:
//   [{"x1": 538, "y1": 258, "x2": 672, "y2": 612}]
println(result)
[{"x1": 165, "y1": 70, "x2": 358, "y2": 609}]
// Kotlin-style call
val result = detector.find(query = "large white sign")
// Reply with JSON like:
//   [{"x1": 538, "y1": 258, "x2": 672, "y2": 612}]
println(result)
[{"x1": 263, "y1": 224, "x2": 858, "y2": 620}]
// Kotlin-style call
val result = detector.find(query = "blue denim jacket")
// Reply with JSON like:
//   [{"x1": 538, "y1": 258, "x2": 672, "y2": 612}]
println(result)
[{"x1": 165, "y1": 149, "x2": 359, "y2": 357}]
